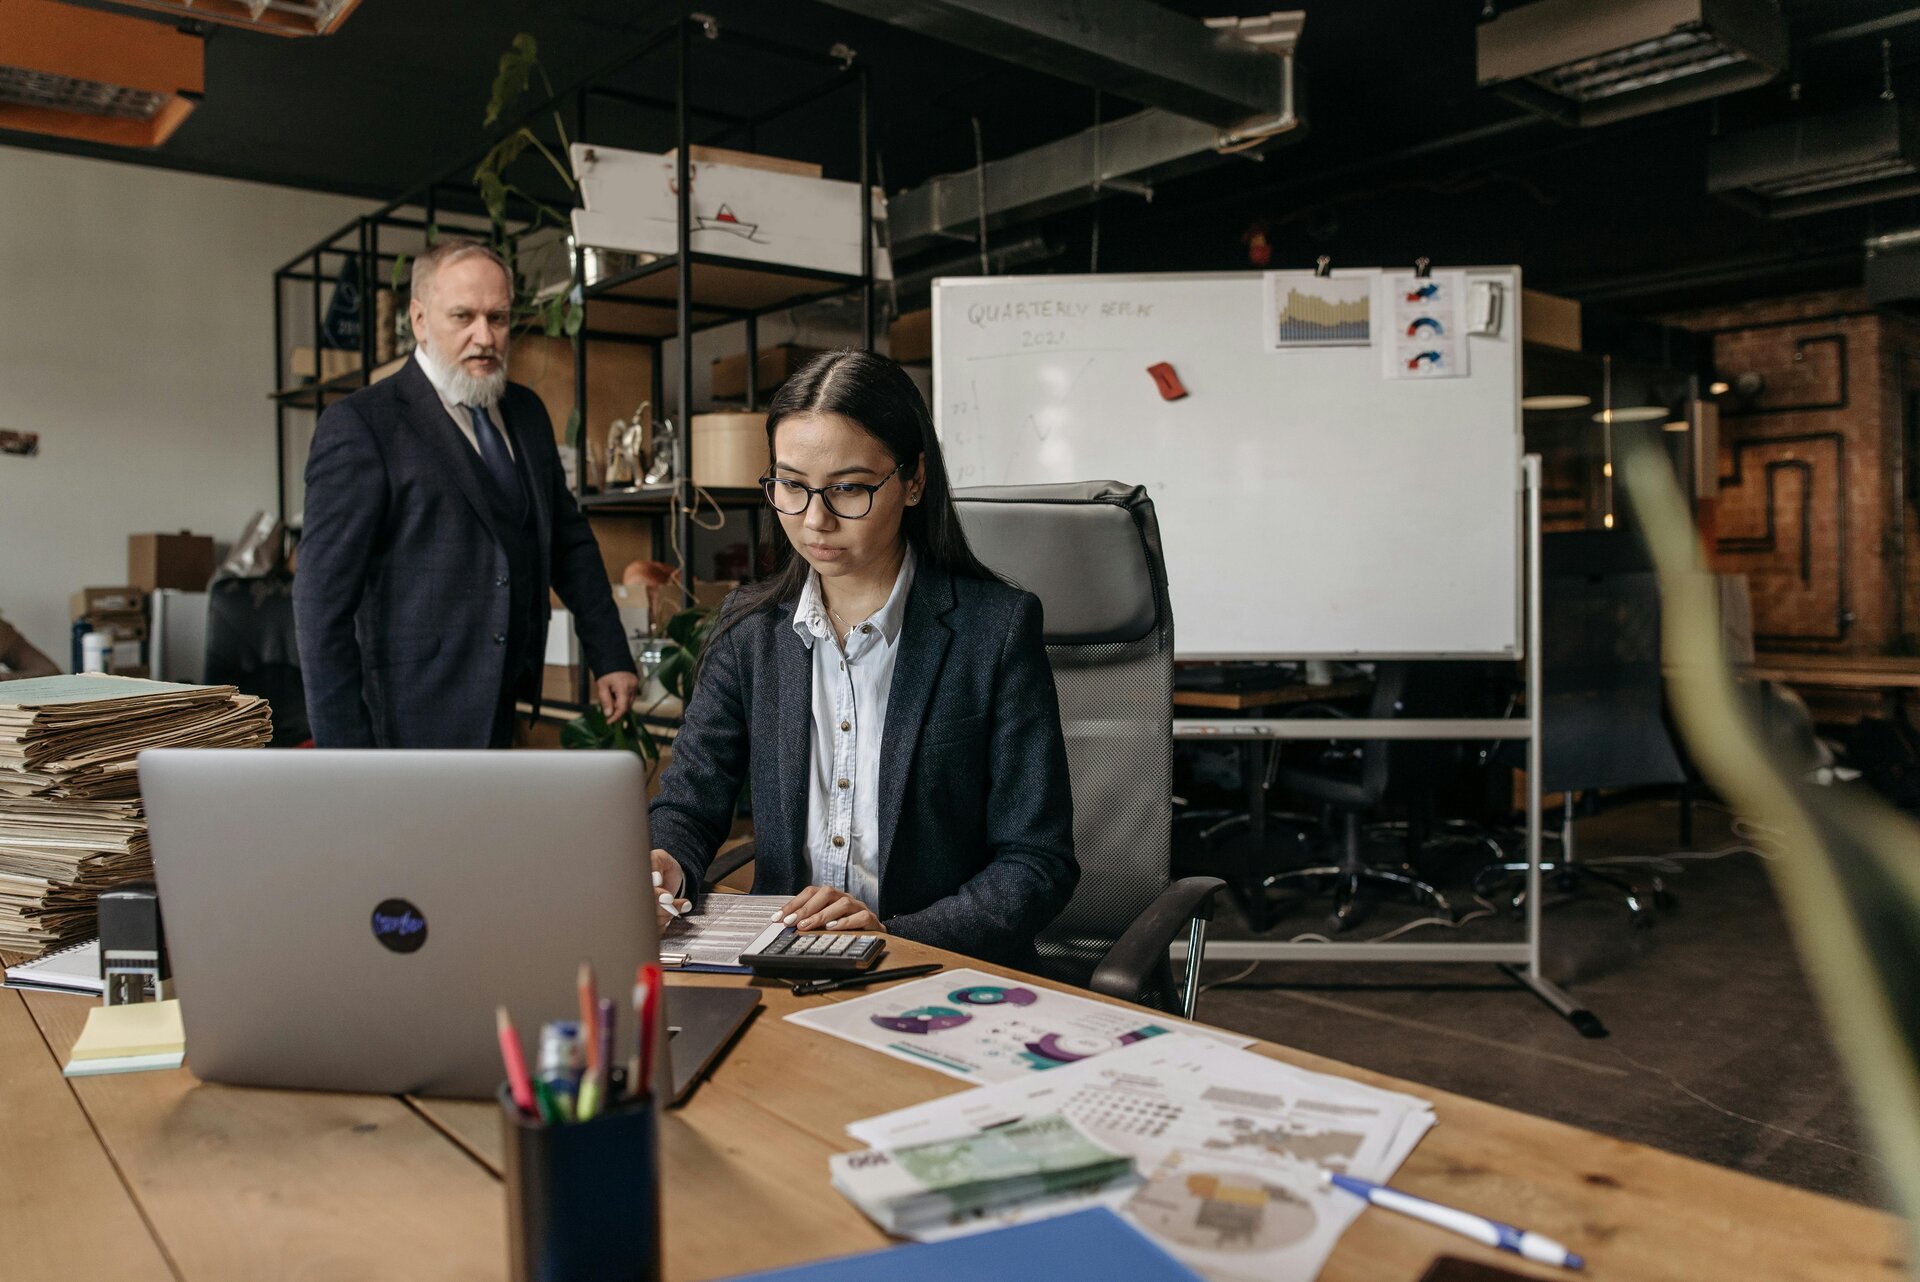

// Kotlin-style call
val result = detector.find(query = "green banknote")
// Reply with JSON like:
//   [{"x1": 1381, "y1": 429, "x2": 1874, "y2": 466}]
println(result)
[{"x1": 831, "y1": 1114, "x2": 1133, "y2": 1232}]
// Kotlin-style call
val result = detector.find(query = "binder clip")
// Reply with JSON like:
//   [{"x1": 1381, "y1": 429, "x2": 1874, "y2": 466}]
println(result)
[
  {"x1": 1314, "y1": 256, "x2": 1333, "y2": 278},
  {"x1": 1414, "y1": 257, "x2": 1433, "y2": 279}
]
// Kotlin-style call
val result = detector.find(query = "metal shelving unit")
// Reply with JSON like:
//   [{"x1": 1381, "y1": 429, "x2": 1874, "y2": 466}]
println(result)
[{"x1": 269, "y1": 10, "x2": 876, "y2": 719}]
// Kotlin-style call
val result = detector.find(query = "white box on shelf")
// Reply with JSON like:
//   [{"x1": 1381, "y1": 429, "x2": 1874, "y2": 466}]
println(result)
[
  {"x1": 545, "y1": 611, "x2": 579, "y2": 667},
  {"x1": 570, "y1": 144, "x2": 892, "y2": 280}
]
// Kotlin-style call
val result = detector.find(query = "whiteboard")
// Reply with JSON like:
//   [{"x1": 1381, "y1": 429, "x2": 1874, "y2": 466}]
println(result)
[{"x1": 933, "y1": 269, "x2": 1523, "y2": 659}]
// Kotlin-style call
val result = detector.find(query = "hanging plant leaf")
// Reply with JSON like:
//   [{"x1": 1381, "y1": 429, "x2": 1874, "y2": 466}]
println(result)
[{"x1": 485, "y1": 33, "x2": 541, "y2": 127}]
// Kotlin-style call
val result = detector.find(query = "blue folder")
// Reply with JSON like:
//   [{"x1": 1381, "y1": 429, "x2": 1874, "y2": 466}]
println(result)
[{"x1": 719, "y1": 1208, "x2": 1203, "y2": 1281}]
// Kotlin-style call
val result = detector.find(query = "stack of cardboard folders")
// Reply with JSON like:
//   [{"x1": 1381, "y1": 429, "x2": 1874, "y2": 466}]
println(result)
[{"x1": 0, "y1": 674, "x2": 270, "y2": 955}]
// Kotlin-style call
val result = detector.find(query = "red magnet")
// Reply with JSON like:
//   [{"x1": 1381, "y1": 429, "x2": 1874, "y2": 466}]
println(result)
[{"x1": 1147, "y1": 362, "x2": 1188, "y2": 401}]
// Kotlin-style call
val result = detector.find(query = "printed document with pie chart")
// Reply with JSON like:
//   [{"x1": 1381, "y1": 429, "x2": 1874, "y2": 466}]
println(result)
[
  {"x1": 785, "y1": 967, "x2": 1253, "y2": 1083},
  {"x1": 847, "y1": 1031, "x2": 1435, "y2": 1282}
]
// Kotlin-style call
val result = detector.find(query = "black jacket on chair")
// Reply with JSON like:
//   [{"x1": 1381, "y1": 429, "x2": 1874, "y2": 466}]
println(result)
[
  {"x1": 649, "y1": 565, "x2": 1079, "y2": 968},
  {"x1": 294, "y1": 356, "x2": 634, "y2": 748}
]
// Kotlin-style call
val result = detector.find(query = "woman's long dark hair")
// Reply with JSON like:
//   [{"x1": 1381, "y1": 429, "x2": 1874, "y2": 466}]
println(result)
[{"x1": 714, "y1": 348, "x2": 1000, "y2": 631}]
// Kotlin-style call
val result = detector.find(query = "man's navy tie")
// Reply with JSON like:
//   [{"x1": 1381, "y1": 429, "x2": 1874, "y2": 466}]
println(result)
[{"x1": 467, "y1": 402, "x2": 525, "y2": 517}]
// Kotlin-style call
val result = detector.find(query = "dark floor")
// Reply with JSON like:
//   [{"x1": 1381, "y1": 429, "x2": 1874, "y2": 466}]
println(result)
[{"x1": 1189, "y1": 797, "x2": 1890, "y2": 1208}]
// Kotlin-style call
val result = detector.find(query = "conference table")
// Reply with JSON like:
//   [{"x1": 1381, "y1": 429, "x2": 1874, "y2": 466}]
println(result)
[{"x1": 1, "y1": 936, "x2": 1903, "y2": 1281}]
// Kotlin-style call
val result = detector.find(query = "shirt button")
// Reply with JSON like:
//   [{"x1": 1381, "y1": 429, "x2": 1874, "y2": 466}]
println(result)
[
  {"x1": 832, "y1": 835, "x2": 846, "y2": 848},
  {"x1": 492, "y1": 633, "x2": 506, "y2": 645},
  {"x1": 840, "y1": 720, "x2": 852, "y2": 732},
  {"x1": 861, "y1": 624, "x2": 873, "y2": 634},
  {"x1": 496, "y1": 575, "x2": 509, "y2": 587},
  {"x1": 837, "y1": 778, "x2": 850, "y2": 789}
]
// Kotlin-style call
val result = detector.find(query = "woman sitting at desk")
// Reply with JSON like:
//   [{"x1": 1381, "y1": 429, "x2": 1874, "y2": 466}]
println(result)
[{"x1": 647, "y1": 349, "x2": 1078, "y2": 967}]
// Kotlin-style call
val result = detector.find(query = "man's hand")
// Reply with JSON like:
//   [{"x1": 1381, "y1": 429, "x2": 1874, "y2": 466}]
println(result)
[{"x1": 597, "y1": 670, "x2": 641, "y2": 722}]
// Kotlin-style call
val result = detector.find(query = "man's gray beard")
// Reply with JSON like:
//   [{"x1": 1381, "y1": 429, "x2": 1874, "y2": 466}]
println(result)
[{"x1": 423, "y1": 337, "x2": 508, "y2": 406}]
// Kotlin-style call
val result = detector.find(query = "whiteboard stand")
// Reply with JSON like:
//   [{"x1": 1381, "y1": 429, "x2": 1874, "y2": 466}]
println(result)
[{"x1": 1171, "y1": 457, "x2": 1605, "y2": 1037}]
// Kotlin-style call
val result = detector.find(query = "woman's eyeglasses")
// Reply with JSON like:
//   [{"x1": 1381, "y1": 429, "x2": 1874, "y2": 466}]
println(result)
[{"x1": 761, "y1": 464, "x2": 909, "y2": 520}]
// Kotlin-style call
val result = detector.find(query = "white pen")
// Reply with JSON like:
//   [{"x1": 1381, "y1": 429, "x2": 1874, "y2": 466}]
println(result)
[
  {"x1": 1324, "y1": 1172, "x2": 1585, "y2": 1271},
  {"x1": 657, "y1": 891, "x2": 685, "y2": 920}
]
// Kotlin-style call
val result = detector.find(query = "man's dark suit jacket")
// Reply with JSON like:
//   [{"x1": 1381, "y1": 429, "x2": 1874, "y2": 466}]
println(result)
[
  {"x1": 649, "y1": 564, "x2": 1079, "y2": 968},
  {"x1": 294, "y1": 356, "x2": 634, "y2": 748}
]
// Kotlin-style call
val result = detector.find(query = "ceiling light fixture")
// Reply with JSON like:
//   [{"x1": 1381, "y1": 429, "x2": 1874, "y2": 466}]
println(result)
[
  {"x1": 1521, "y1": 393, "x2": 1594, "y2": 410},
  {"x1": 1591, "y1": 406, "x2": 1671, "y2": 423},
  {"x1": 1477, "y1": 0, "x2": 1786, "y2": 128},
  {"x1": 1709, "y1": 101, "x2": 1920, "y2": 217},
  {"x1": 0, "y1": 0, "x2": 203, "y2": 148}
]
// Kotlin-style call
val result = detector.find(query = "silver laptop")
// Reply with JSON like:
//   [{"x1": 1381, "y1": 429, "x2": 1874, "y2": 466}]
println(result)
[{"x1": 140, "y1": 749, "x2": 757, "y2": 1102}]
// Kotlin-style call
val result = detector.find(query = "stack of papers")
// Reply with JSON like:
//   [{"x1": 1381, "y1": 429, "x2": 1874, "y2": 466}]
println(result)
[
  {"x1": 843, "y1": 1033, "x2": 1435, "y2": 1282},
  {"x1": 0, "y1": 674, "x2": 271, "y2": 953},
  {"x1": 831, "y1": 1114, "x2": 1133, "y2": 1235},
  {"x1": 662, "y1": 893, "x2": 793, "y2": 969},
  {"x1": 63, "y1": 997, "x2": 185, "y2": 1077}
]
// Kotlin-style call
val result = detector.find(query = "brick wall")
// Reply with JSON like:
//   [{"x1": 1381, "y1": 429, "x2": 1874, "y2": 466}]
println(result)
[{"x1": 1662, "y1": 290, "x2": 1915, "y2": 659}]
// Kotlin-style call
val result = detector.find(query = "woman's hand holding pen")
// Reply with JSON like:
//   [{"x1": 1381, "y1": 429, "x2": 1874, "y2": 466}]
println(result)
[
  {"x1": 775, "y1": 885, "x2": 886, "y2": 933},
  {"x1": 649, "y1": 849, "x2": 691, "y2": 928}
]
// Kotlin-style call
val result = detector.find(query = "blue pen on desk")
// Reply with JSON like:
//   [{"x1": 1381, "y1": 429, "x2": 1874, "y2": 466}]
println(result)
[{"x1": 1324, "y1": 1172, "x2": 1585, "y2": 1271}]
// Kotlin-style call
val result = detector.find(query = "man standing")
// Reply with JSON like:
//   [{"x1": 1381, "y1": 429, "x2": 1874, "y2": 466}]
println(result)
[{"x1": 295, "y1": 238, "x2": 639, "y2": 747}]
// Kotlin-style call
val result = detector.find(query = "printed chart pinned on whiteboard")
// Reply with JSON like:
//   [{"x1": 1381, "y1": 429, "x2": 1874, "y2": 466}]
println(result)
[
  {"x1": 1261, "y1": 271, "x2": 1372, "y2": 350},
  {"x1": 1383, "y1": 270, "x2": 1468, "y2": 380}
]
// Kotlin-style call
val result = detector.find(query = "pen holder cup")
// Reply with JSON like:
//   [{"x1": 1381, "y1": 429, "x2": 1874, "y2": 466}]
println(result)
[{"x1": 499, "y1": 1085, "x2": 663, "y2": 1282}]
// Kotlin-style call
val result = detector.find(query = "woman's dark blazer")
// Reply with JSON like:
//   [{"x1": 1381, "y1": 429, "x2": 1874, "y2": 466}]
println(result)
[{"x1": 648, "y1": 563, "x2": 1079, "y2": 968}]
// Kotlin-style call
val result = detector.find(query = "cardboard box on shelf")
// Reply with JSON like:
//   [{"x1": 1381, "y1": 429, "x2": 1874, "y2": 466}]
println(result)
[
  {"x1": 710, "y1": 345, "x2": 820, "y2": 402},
  {"x1": 85, "y1": 613, "x2": 147, "y2": 644},
  {"x1": 129, "y1": 532, "x2": 215, "y2": 593},
  {"x1": 889, "y1": 309, "x2": 932, "y2": 364},
  {"x1": 692, "y1": 413, "x2": 767, "y2": 488},
  {"x1": 571, "y1": 144, "x2": 891, "y2": 280},
  {"x1": 70, "y1": 587, "x2": 143, "y2": 618},
  {"x1": 693, "y1": 579, "x2": 740, "y2": 611},
  {"x1": 661, "y1": 146, "x2": 822, "y2": 180},
  {"x1": 288, "y1": 346, "x2": 362, "y2": 383},
  {"x1": 109, "y1": 639, "x2": 144, "y2": 670},
  {"x1": 1521, "y1": 289, "x2": 1580, "y2": 352},
  {"x1": 542, "y1": 664, "x2": 581, "y2": 704}
]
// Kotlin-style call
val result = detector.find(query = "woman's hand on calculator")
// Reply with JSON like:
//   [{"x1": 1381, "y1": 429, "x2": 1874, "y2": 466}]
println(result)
[{"x1": 774, "y1": 885, "x2": 885, "y2": 933}]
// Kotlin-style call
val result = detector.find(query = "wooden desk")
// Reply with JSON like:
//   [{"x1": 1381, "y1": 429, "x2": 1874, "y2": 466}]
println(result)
[
  {"x1": 1172, "y1": 676, "x2": 1371, "y2": 712},
  {"x1": 2, "y1": 942, "x2": 1901, "y2": 1282},
  {"x1": 1748, "y1": 654, "x2": 1920, "y2": 691}
]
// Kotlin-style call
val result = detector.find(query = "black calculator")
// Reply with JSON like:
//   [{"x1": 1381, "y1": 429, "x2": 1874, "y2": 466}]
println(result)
[{"x1": 741, "y1": 928, "x2": 887, "y2": 977}]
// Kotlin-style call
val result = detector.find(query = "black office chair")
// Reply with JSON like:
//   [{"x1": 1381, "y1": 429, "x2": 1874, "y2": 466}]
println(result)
[
  {"x1": 706, "y1": 483, "x2": 1223, "y2": 1016},
  {"x1": 1258, "y1": 663, "x2": 1453, "y2": 931},
  {"x1": 1474, "y1": 562, "x2": 1686, "y2": 926}
]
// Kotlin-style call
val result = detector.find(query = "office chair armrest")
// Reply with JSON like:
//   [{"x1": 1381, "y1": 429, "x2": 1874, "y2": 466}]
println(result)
[
  {"x1": 704, "y1": 839, "x2": 757, "y2": 889},
  {"x1": 1089, "y1": 876, "x2": 1226, "y2": 1005}
]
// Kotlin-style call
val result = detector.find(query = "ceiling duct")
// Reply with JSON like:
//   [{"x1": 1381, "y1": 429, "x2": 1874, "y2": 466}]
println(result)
[
  {"x1": 108, "y1": 0, "x2": 361, "y2": 38},
  {"x1": 1709, "y1": 101, "x2": 1920, "y2": 217},
  {"x1": 0, "y1": 0, "x2": 204, "y2": 148},
  {"x1": 884, "y1": 10, "x2": 1305, "y2": 255},
  {"x1": 1864, "y1": 225, "x2": 1920, "y2": 304},
  {"x1": 1477, "y1": 0, "x2": 1786, "y2": 128}
]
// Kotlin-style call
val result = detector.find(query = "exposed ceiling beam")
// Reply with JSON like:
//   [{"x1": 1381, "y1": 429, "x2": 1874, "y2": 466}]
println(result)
[{"x1": 809, "y1": 0, "x2": 1287, "y2": 126}]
